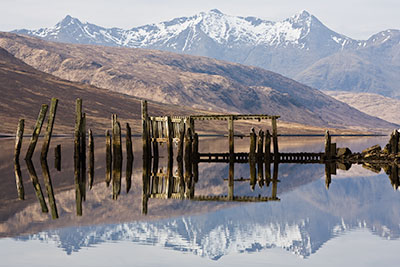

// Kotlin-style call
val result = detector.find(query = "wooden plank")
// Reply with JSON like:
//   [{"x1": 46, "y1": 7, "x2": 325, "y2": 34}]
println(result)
[
  {"x1": 228, "y1": 116, "x2": 234, "y2": 200},
  {"x1": 14, "y1": 119, "x2": 24, "y2": 200},
  {"x1": 25, "y1": 104, "x2": 48, "y2": 160},
  {"x1": 40, "y1": 98, "x2": 58, "y2": 160}
]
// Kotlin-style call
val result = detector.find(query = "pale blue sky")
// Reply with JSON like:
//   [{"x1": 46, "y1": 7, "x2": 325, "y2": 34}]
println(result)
[{"x1": 1, "y1": 0, "x2": 399, "y2": 39}]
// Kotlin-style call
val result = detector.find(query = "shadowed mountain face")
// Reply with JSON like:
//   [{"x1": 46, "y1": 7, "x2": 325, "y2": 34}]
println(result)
[
  {"x1": 0, "y1": 32, "x2": 396, "y2": 132},
  {"x1": 12, "y1": 10, "x2": 400, "y2": 98}
]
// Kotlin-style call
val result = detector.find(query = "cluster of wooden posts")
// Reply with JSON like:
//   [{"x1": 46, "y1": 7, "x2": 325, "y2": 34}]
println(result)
[{"x1": 13, "y1": 98, "x2": 60, "y2": 219}]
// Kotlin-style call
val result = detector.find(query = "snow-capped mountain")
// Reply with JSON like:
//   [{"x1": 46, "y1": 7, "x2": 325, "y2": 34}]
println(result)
[{"x1": 12, "y1": 9, "x2": 400, "y2": 98}]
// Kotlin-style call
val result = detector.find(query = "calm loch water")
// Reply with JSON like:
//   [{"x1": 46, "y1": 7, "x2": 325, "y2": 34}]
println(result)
[{"x1": 0, "y1": 136, "x2": 399, "y2": 266}]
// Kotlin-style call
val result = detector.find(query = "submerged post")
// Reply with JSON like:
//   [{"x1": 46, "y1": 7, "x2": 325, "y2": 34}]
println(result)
[
  {"x1": 25, "y1": 104, "x2": 48, "y2": 160},
  {"x1": 228, "y1": 116, "x2": 234, "y2": 200},
  {"x1": 14, "y1": 119, "x2": 25, "y2": 200},
  {"x1": 54, "y1": 144, "x2": 61, "y2": 171},
  {"x1": 41, "y1": 98, "x2": 58, "y2": 160}
]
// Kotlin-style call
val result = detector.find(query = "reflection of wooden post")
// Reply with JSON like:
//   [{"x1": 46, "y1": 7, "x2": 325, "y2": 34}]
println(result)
[
  {"x1": 166, "y1": 117, "x2": 173, "y2": 198},
  {"x1": 112, "y1": 117, "x2": 122, "y2": 199},
  {"x1": 193, "y1": 132, "x2": 199, "y2": 184},
  {"x1": 26, "y1": 159, "x2": 48, "y2": 213},
  {"x1": 325, "y1": 130, "x2": 331, "y2": 160},
  {"x1": 271, "y1": 117, "x2": 279, "y2": 164},
  {"x1": 228, "y1": 116, "x2": 234, "y2": 200},
  {"x1": 41, "y1": 98, "x2": 58, "y2": 160},
  {"x1": 272, "y1": 162, "x2": 279, "y2": 199},
  {"x1": 325, "y1": 162, "x2": 332, "y2": 189},
  {"x1": 126, "y1": 123, "x2": 134, "y2": 193},
  {"x1": 264, "y1": 130, "x2": 271, "y2": 187},
  {"x1": 184, "y1": 127, "x2": 193, "y2": 198},
  {"x1": 249, "y1": 128, "x2": 256, "y2": 190},
  {"x1": 25, "y1": 104, "x2": 48, "y2": 160},
  {"x1": 88, "y1": 129, "x2": 94, "y2": 189},
  {"x1": 151, "y1": 121, "x2": 159, "y2": 177},
  {"x1": 14, "y1": 119, "x2": 25, "y2": 200},
  {"x1": 257, "y1": 129, "x2": 264, "y2": 188},
  {"x1": 105, "y1": 130, "x2": 112, "y2": 186},
  {"x1": 41, "y1": 159, "x2": 58, "y2": 219},
  {"x1": 55, "y1": 144, "x2": 61, "y2": 171}
]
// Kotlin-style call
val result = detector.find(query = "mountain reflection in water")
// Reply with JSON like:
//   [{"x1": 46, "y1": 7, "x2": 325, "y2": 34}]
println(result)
[{"x1": 0, "y1": 136, "x2": 399, "y2": 266}]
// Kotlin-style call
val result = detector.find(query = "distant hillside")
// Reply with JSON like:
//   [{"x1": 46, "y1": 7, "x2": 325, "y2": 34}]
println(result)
[
  {"x1": 0, "y1": 32, "x2": 396, "y2": 133},
  {"x1": 325, "y1": 91, "x2": 400, "y2": 125},
  {"x1": 12, "y1": 10, "x2": 400, "y2": 98}
]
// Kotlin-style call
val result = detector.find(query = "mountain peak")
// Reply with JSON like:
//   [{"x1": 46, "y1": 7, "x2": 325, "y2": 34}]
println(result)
[
  {"x1": 209, "y1": 9, "x2": 223, "y2": 15},
  {"x1": 59, "y1": 15, "x2": 82, "y2": 26}
]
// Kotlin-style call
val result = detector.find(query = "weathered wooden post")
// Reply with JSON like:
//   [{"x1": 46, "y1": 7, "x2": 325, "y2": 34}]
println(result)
[
  {"x1": 74, "y1": 98, "x2": 83, "y2": 216},
  {"x1": 166, "y1": 116, "x2": 174, "y2": 198},
  {"x1": 14, "y1": 119, "x2": 25, "y2": 200},
  {"x1": 80, "y1": 113, "x2": 86, "y2": 201},
  {"x1": 25, "y1": 104, "x2": 48, "y2": 160},
  {"x1": 126, "y1": 123, "x2": 134, "y2": 193},
  {"x1": 193, "y1": 132, "x2": 199, "y2": 184},
  {"x1": 105, "y1": 130, "x2": 112, "y2": 186},
  {"x1": 142, "y1": 100, "x2": 150, "y2": 200},
  {"x1": 257, "y1": 129, "x2": 264, "y2": 188},
  {"x1": 26, "y1": 159, "x2": 48, "y2": 213},
  {"x1": 184, "y1": 127, "x2": 193, "y2": 198},
  {"x1": 271, "y1": 117, "x2": 279, "y2": 164},
  {"x1": 249, "y1": 128, "x2": 257, "y2": 190},
  {"x1": 41, "y1": 159, "x2": 58, "y2": 219},
  {"x1": 264, "y1": 130, "x2": 271, "y2": 187},
  {"x1": 324, "y1": 130, "x2": 331, "y2": 160},
  {"x1": 177, "y1": 120, "x2": 185, "y2": 197},
  {"x1": 228, "y1": 116, "x2": 234, "y2": 200},
  {"x1": 88, "y1": 129, "x2": 94, "y2": 190},
  {"x1": 54, "y1": 144, "x2": 61, "y2": 171},
  {"x1": 112, "y1": 116, "x2": 122, "y2": 199},
  {"x1": 41, "y1": 98, "x2": 58, "y2": 160}
]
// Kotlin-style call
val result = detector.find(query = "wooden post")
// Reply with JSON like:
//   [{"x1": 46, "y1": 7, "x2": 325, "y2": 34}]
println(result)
[
  {"x1": 271, "y1": 117, "x2": 279, "y2": 164},
  {"x1": 74, "y1": 98, "x2": 82, "y2": 216},
  {"x1": 264, "y1": 130, "x2": 271, "y2": 187},
  {"x1": 41, "y1": 159, "x2": 58, "y2": 219},
  {"x1": 184, "y1": 127, "x2": 193, "y2": 198},
  {"x1": 193, "y1": 132, "x2": 199, "y2": 184},
  {"x1": 105, "y1": 130, "x2": 112, "y2": 186},
  {"x1": 142, "y1": 100, "x2": 150, "y2": 198},
  {"x1": 249, "y1": 128, "x2": 257, "y2": 190},
  {"x1": 126, "y1": 123, "x2": 134, "y2": 193},
  {"x1": 88, "y1": 129, "x2": 94, "y2": 190},
  {"x1": 26, "y1": 159, "x2": 48, "y2": 213},
  {"x1": 257, "y1": 129, "x2": 264, "y2": 188},
  {"x1": 25, "y1": 104, "x2": 48, "y2": 160},
  {"x1": 54, "y1": 144, "x2": 61, "y2": 171},
  {"x1": 166, "y1": 117, "x2": 174, "y2": 198},
  {"x1": 41, "y1": 98, "x2": 58, "y2": 160},
  {"x1": 14, "y1": 119, "x2": 24, "y2": 200},
  {"x1": 324, "y1": 130, "x2": 331, "y2": 160},
  {"x1": 177, "y1": 121, "x2": 185, "y2": 197},
  {"x1": 228, "y1": 116, "x2": 234, "y2": 200},
  {"x1": 112, "y1": 118, "x2": 122, "y2": 199},
  {"x1": 80, "y1": 113, "x2": 86, "y2": 201}
]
